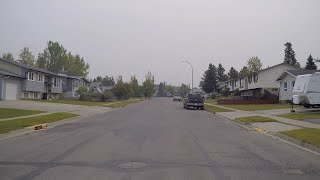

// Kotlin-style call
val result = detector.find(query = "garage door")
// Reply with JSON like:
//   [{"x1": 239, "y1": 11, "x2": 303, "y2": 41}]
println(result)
[{"x1": 5, "y1": 82, "x2": 18, "y2": 100}]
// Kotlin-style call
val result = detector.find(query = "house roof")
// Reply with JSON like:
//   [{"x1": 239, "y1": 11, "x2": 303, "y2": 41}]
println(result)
[
  {"x1": 276, "y1": 69, "x2": 320, "y2": 81},
  {"x1": 0, "y1": 68, "x2": 24, "y2": 78},
  {"x1": 90, "y1": 82, "x2": 102, "y2": 87},
  {"x1": 0, "y1": 58, "x2": 62, "y2": 77}
]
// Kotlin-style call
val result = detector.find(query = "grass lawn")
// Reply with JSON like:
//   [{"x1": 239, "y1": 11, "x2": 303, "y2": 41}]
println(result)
[
  {"x1": 26, "y1": 99, "x2": 109, "y2": 106},
  {"x1": 223, "y1": 104, "x2": 294, "y2": 111},
  {"x1": 280, "y1": 128, "x2": 320, "y2": 148},
  {"x1": 0, "y1": 108, "x2": 45, "y2": 119},
  {"x1": 277, "y1": 112, "x2": 320, "y2": 121},
  {"x1": 26, "y1": 98, "x2": 143, "y2": 107},
  {"x1": 103, "y1": 99, "x2": 144, "y2": 108},
  {"x1": 204, "y1": 104, "x2": 234, "y2": 113},
  {"x1": 0, "y1": 112, "x2": 79, "y2": 134},
  {"x1": 236, "y1": 116, "x2": 277, "y2": 124},
  {"x1": 205, "y1": 98, "x2": 217, "y2": 105}
]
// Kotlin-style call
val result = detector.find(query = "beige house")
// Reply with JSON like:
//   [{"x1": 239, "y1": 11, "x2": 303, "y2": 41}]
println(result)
[{"x1": 221, "y1": 63, "x2": 299, "y2": 99}]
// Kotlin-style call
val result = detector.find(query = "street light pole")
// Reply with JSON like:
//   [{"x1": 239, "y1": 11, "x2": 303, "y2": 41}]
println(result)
[{"x1": 182, "y1": 60, "x2": 193, "y2": 94}]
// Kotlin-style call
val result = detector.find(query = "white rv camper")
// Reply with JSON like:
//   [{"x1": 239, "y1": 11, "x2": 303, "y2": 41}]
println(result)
[{"x1": 292, "y1": 72, "x2": 320, "y2": 108}]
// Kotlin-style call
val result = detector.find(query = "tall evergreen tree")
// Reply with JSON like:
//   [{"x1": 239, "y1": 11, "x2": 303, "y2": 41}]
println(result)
[
  {"x1": 305, "y1": 54, "x2": 317, "y2": 70},
  {"x1": 217, "y1": 63, "x2": 227, "y2": 82},
  {"x1": 284, "y1": 42, "x2": 298, "y2": 65},
  {"x1": 201, "y1": 63, "x2": 217, "y2": 93},
  {"x1": 228, "y1": 67, "x2": 239, "y2": 79}
]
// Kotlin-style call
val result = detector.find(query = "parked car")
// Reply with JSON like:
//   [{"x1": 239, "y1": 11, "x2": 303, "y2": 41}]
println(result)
[
  {"x1": 183, "y1": 93, "x2": 204, "y2": 110},
  {"x1": 292, "y1": 72, "x2": 320, "y2": 108},
  {"x1": 173, "y1": 94, "x2": 182, "y2": 101}
]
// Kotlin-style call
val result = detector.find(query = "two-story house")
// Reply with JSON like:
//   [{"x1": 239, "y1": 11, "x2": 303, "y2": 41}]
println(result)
[
  {"x1": 0, "y1": 58, "x2": 63, "y2": 100},
  {"x1": 221, "y1": 63, "x2": 299, "y2": 99}
]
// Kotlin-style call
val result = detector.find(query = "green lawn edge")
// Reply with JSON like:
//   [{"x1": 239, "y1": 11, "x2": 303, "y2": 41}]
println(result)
[
  {"x1": 236, "y1": 116, "x2": 277, "y2": 124},
  {"x1": 277, "y1": 113, "x2": 320, "y2": 121},
  {"x1": 0, "y1": 108, "x2": 45, "y2": 119},
  {"x1": 223, "y1": 104, "x2": 293, "y2": 111},
  {"x1": 280, "y1": 128, "x2": 320, "y2": 148},
  {"x1": 0, "y1": 112, "x2": 79, "y2": 134},
  {"x1": 204, "y1": 104, "x2": 234, "y2": 113}
]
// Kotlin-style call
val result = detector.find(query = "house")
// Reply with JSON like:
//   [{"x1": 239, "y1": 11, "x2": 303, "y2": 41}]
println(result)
[
  {"x1": 0, "y1": 58, "x2": 63, "y2": 100},
  {"x1": 89, "y1": 82, "x2": 107, "y2": 94},
  {"x1": 60, "y1": 74, "x2": 90, "y2": 99},
  {"x1": 276, "y1": 69, "x2": 320, "y2": 102},
  {"x1": 222, "y1": 63, "x2": 299, "y2": 99}
]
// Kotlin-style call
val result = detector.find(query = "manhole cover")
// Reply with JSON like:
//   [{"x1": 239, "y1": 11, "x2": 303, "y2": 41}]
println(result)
[{"x1": 118, "y1": 162, "x2": 147, "y2": 169}]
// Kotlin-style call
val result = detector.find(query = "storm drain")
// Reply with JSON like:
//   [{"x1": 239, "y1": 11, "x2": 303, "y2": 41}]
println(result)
[{"x1": 118, "y1": 162, "x2": 147, "y2": 169}]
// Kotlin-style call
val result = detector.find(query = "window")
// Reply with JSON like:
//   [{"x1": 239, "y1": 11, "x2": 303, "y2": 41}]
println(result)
[
  {"x1": 248, "y1": 76, "x2": 252, "y2": 84},
  {"x1": 53, "y1": 77, "x2": 61, "y2": 87},
  {"x1": 253, "y1": 74, "x2": 258, "y2": 82},
  {"x1": 240, "y1": 79, "x2": 244, "y2": 88},
  {"x1": 23, "y1": 92, "x2": 29, "y2": 98},
  {"x1": 283, "y1": 82, "x2": 288, "y2": 92},
  {"x1": 38, "y1": 74, "x2": 44, "y2": 82},
  {"x1": 235, "y1": 80, "x2": 237, "y2": 87},
  {"x1": 292, "y1": 81, "x2": 295, "y2": 90},
  {"x1": 28, "y1": 72, "x2": 35, "y2": 81},
  {"x1": 34, "y1": 93, "x2": 38, "y2": 99}
]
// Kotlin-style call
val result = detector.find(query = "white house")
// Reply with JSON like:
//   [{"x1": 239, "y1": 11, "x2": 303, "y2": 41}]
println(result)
[
  {"x1": 220, "y1": 63, "x2": 299, "y2": 99},
  {"x1": 276, "y1": 69, "x2": 320, "y2": 102}
]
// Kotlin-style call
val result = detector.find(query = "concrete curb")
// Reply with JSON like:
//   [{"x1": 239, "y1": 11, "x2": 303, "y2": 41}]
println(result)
[
  {"x1": 208, "y1": 111, "x2": 320, "y2": 156},
  {"x1": 0, "y1": 116, "x2": 81, "y2": 142}
]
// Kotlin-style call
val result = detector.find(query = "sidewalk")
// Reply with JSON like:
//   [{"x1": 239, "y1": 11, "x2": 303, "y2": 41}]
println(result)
[{"x1": 206, "y1": 103, "x2": 320, "y2": 129}]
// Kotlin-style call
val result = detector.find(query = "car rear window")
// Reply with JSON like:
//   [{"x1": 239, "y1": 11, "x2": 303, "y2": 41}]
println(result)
[{"x1": 187, "y1": 94, "x2": 201, "y2": 98}]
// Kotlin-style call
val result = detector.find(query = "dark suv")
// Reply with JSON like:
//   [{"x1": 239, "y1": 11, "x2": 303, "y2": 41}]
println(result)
[{"x1": 183, "y1": 93, "x2": 204, "y2": 110}]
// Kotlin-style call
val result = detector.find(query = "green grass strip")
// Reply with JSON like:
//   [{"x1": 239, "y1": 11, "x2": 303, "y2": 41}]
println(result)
[
  {"x1": 277, "y1": 112, "x2": 320, "y2": 120},
  {"x1": 0, "y1": 112, "x2": 79, "y2": 134},
  {"x1": 237, "y1": 116, "x2": 277, "y2": 124},
  {"x1": 204, "y1": 104, "x2": 234, "y2": 113},
  {"x1": 280, "y1": 128, "x2": 320, "y2": 148},
  {"x1": 0, "y1": 108, "x2": 45, "y2": 119}
]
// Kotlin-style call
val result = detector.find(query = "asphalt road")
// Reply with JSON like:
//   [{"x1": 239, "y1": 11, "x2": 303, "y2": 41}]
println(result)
[{"x1": 0, "y1": 98, "x2": 320, "y2": 180}]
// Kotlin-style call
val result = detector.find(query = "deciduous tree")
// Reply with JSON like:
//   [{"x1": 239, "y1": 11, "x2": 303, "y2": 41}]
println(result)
[
  {"x1": 18, "y1": 47, "x2": 35, "y2": 65},
  {"x1": 142, "y1": 72, "x2": 155, "y2": 98},
  {"x1": 247, "y1": 56, "x2": 262, "y2": 73},
  {"x1": 1, "y1": 52, "x2": 14, "y2": 61}
]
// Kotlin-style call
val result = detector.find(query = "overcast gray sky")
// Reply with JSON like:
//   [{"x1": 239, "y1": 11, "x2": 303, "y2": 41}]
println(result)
[{"x1": 1, "y1": 0, "x2": 319, "y2": 86}]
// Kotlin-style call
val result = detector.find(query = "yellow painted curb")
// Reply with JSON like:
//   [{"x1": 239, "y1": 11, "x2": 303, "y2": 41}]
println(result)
[{"x1": 255, "y1": 128, "x2": 265, "y2": 133}]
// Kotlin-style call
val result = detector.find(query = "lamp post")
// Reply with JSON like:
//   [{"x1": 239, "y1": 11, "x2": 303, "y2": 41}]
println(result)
[{"x1": 181, "y1": 60, "x2": 193, "y2": 93}]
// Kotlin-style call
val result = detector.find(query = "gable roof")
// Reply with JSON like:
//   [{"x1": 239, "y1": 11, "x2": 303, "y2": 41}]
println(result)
[
  {"x1": 0, "y1": 68, "x2": 24, "y2": 78},
  {"x1": 276, "y1": 69, "x2": 320, "y2": 81},
  {"x1": 0, "y1": 58, "x2": 62, "y2": 76}
]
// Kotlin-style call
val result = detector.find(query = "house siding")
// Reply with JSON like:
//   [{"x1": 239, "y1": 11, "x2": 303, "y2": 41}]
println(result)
[
  {"x1": 279, "y1": 74, "x2": 296, "y2": 101},
  {"x1": 21, "y1": 79, "x2": 45, "y2": 92},
  {"x1": 0, "y1": 76, "x2": 3, "y2": 100}
]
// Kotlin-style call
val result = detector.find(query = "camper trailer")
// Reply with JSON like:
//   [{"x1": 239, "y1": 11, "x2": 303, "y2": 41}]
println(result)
[{"x1": 292, "y1": 72, "x2": 320, "y2": 108}]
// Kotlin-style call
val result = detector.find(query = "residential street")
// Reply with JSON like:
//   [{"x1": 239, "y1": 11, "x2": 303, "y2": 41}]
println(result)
[{"x1": 0, "y1": 98, "x2": 320, "y2": 180}]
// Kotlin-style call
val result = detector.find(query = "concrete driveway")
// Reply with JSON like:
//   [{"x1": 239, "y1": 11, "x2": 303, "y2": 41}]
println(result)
[{"x1": 0, "y1": 100, "x2": 112, "y2": 117}]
